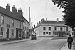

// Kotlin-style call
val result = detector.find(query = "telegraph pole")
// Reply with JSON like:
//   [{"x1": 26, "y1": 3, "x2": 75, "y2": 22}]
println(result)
[{"x1": 29, "y1": 7, "x2": 31, "y2": 25}]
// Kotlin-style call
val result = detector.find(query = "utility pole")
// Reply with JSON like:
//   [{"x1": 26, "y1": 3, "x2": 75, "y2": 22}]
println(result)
[{"x1": 29, "y1": 7, "x2": 31, "y2": 26}]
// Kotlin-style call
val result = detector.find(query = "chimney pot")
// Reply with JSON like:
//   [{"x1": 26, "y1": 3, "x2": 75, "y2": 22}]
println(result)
[
  {"x1": 6, "y1": 4, "x2": 10, "y2": 11},
  {"x1": 18, "y1": 8, "x2": 22, "y2": 15},
  {"x1": 57, "y1": 18, "x2": 59, "y2": 22},
  {"x1": 12, "y1": 5, "x2": 17, "y2": 14}
]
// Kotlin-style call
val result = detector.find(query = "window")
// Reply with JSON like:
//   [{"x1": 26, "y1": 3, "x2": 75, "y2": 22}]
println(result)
[
  {"x1": 57, "y1": 27, "x2": 60, "y2": 31},
  {"x1": 62, "y1": 27, "x2": 66, "y2": 31},
  {"x1": 25, "y1": 27, "x2": 26, "y2": 30},
  {"x1": 49, "y1": 27, "x2": 51, "y2": 30},
  {"x1": 1, "y1": 27, "x2": 3, "y2": 35},
  {"x1": 12, "y1": 20, "x2": 14, "y2": 27},
  {"x1": 66, "y1": 26, "x2": 68, "y2": 31},
  {"x1": 60, "y1": 27, "x2": 62, "y2": 31},
  {"x1": 11, "y1": 29, "x2": 14, "y2": 36},
  {"x1": 54, "y1": 32, "x2": 58, "y2": 35},
  {"x1": 1, "y1": 15, "x2": 4, "y2": 24},
  {"x1": 49, "y1": 32, "x2": 51, "y2": 35},
  {"x1": 46, "y1": 32, "x2": 48, "y2": 34},
  {"x1": 55, "y1": 27, "x2": 57, "y2": 30},
  {"x1": 43, "y1": 27, "x2": 46, "y2": 30},
  {"x1": 20, "y1": 22, "x2": 21, "y2": 28},
  {"x1": 43, "y1": 32, "x2": 45, "y2": 35}
]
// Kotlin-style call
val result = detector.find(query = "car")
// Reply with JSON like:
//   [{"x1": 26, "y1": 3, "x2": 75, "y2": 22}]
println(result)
[{"x1": 31, "y1": 34, "x2": 37, "y2": 40}]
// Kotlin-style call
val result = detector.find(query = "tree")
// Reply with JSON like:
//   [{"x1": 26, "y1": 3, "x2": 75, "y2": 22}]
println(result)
[{"x1": 52, "y1": 0, "x2": 75, "y2": 36}]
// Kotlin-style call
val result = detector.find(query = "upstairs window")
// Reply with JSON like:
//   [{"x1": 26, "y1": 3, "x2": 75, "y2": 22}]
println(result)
[
  {"x1": 0, "y1": 27, "x2": 3, "y2": 35},
  {"x1": 1, "y1": 15, "x2": 4, "y2": 25},
  {"x1": 60, "y1": 27, "x2": 62, "y2": 31},
  {"x1": 43, "y1": 27, "x2": 46, "y2": 30},
  {"x1": 49, "y1": 27, "x2": 51, "y2": 30},
  {"x1": 12, "y1": 20, "x2": 14, "y2": 27},
  {"x1": 20, "y1": 22, "x2": 21, "y2": 28},
  {"x1": 55, "y1": 27, "x2": 57, "y2": 30}
]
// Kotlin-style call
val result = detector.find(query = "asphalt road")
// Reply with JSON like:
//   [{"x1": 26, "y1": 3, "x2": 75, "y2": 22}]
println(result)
[{"x1": 0, "y1": 37, "x2": 67, "y2": 50}]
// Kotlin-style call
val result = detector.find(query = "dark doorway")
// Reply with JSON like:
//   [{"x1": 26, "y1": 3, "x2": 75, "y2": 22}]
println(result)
[
  {"x1": 7, "y1": 28, "x2": 9, "y2": 38},
  {"x1": 16, "y1": 29, "x2": 18, "y2": 39},
  {"x1": 16, "y1": 28, "x2": 22, "y2": 39}
]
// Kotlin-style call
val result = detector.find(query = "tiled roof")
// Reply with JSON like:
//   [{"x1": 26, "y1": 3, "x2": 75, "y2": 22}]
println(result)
[
  {"x1": 0, "y1": 6, "x2": 25, "y2": 22},
  {"x1": 41, "y1": 21, "x2": 65, "y2": 24}
]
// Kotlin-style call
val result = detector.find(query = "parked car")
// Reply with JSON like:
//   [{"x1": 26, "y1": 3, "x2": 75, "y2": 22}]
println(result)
[{"x1": 31, "y1": 34, "x2": 37, "y2": 40}]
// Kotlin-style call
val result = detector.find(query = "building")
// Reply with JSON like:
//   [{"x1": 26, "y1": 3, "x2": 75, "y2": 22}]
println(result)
[
  {"x1": 22, "y1": 18, "x2": 30, "y2": 39},
  {"x1": 0, "y1": 4, "x2": 29, "y2": 40},
  {"x1": 34, "y1": 18, "x2": 72, "y2": 37}
]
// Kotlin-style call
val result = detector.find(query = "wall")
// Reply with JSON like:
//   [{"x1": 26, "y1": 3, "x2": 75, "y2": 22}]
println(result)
[{"x1": 0, "y1": 13, "x2": 21, "y2": 39}]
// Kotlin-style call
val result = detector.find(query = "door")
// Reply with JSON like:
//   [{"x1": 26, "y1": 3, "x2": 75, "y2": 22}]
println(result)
[
  {"x1": 16, "y1": 29, "x2": 18, "y2": 38},
  {"x1": 7, "y1": 28, "x2": 9, "y2": 38}
]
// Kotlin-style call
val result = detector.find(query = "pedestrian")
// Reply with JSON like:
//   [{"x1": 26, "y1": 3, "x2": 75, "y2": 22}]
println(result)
[{"x1": 67, "y1": 35, "x2": 73, "y2": 49}]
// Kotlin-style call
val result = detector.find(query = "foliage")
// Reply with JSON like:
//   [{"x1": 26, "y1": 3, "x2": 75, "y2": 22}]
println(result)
[{"x1": 52, "y1": 0, "x2": 75, "y2": 28}]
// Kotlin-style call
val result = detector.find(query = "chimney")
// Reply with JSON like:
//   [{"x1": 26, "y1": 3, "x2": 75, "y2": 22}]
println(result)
[
  {"x1": 41, "y1": 18, "x2": 44, "y2": 22},
  {"x1": 57, "y1": 18, "x2": 59, "y2": 22},
  {"x1": 6, "y1": 4, "x2": 10, "y2": 11},
  {"x1": 12, "y1": 5, "x2": 17, "y2": 14},
  {"x1": 46, "y1": 18, "x2": 47, "y2": 21},
  {"x1": 18, "y1": 8, "x2": 22, "y2": 15}
]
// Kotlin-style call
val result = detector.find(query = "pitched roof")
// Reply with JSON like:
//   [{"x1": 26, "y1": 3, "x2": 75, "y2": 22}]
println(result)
[
  {"x1": 41, "y1": 21, "x2": 65, "y2": 24},
  {"x1": 34, "y1": 21, "x2": 65, "y2": 29},
  {"x1": 0, "y1": 6, "x2": 24, "y2": 22}
]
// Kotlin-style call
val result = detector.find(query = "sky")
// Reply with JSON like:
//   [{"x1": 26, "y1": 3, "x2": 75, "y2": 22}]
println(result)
[{"x1": 0, "y1": 0, "x2": 64, "y2": 26}]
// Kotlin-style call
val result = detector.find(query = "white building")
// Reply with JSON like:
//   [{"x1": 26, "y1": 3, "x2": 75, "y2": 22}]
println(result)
[{"x1": 34, "y1": 18, "x2": 72, "y2": 37}]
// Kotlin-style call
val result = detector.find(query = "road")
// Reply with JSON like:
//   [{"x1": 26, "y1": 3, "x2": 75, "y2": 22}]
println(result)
[{"x1": 0, "y1": 37, "x2": 67, "y2": 50}]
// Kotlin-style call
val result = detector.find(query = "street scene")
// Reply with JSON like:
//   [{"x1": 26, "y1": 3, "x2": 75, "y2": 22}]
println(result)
[
  {"x1": 0, "y1": 37, "x2": 67, "y2": 50},
  {"x1": 0, "y1": 0, "x2": 75, "y2": 50}
]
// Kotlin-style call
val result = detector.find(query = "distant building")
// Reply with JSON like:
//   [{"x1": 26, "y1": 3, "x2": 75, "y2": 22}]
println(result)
[
  {"x1": 34, "y1": 18, "x2": 72, "y2": 37},
  {"x1": 0, "y1": 4, "x2": 29, "y2": 40}
]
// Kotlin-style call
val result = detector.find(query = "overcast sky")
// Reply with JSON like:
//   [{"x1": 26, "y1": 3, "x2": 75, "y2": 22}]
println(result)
[{"x1": 0, "y1": 0, "x2": 64, "y2": 26}]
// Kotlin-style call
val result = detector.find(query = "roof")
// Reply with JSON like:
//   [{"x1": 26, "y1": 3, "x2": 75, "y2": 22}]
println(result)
[
  {"x1": 41, "y1": 21, "x2": 65, "y2": 24},
  {"x1": 34, "y1": 21, "x2": 65, "y2": 29},
  {"x1": 0, "y1": 6, "x2": 24, "y2": 22}
]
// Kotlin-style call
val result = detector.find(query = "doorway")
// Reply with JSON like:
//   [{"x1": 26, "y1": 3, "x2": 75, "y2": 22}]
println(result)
[{"x1": 7, "y1": 28, "x2": 9, "y2": 38}]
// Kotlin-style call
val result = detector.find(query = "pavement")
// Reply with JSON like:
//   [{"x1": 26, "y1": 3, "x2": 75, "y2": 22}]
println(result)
[
  {"x1": 61, "y1": 41, "x2": 74, "y2": 50},
  {"x1": 0, "y1": 39, "x2": 30, "y2": 45},
  {"x1": 0, "y1": 37, "x2": 53, "y2": 45}
]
